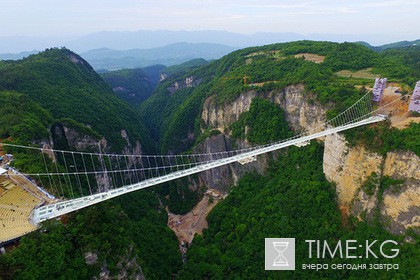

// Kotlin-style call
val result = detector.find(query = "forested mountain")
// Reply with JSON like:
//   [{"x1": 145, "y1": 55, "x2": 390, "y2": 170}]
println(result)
[
  {"x1": 0, "y1": 47, "x2": 153, "y2": 152},
  {"x1": 0, "y1": 41, "x2": 418, "y2": 279},
  {"x1": 139, "y1": 40, "x2": 419, "y2": 153},
  {"x1": 100, "y1": 65, "x2": 165, "y2": 106},
  {"x1": 358, "y1": 39, "x2": 420, "y2": 52},
  {"x1": 0, "y1": 48, "x2": 180, "y2": 279},
  {"x1": 137, "y1": 41, "x2": 419, "y2": 278}
]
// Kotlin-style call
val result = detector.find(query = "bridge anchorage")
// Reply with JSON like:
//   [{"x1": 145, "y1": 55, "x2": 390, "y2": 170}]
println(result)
[{"x1": 0, "y1": 90, "x2": 410, "y2": 230}]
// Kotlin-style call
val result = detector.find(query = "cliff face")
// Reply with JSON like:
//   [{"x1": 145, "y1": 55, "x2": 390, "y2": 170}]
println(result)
[
  {"x1": 197, "y1": 84, "x2": 326, "y2": 193},
  {"x1": 201, "y1": 84, "x2": 327, "y2": 133},
  {"x1": 194, "y1": 134, "x2": 269, "y2": 193},
  {"x1": 323, "y1": 134, "x2": 420, "y2": 234},
  {"x1": 381, "y1": 152, "x2": 420, "y2": 234},
  {"x1": 167, "y1": 76, "x2": 203, "y2": 94},
  {"x1": 199, "y1": 84, "x2": 418, "y2": 235}
]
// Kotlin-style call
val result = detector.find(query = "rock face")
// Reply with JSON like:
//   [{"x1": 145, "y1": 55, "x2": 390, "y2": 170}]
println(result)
[
  {"x1": 87, "y1": 247, "x2": 146, "y2": 280},
  {"x1": 198, "y1": 83, "x2": 419, "y2": 235},
  {"x1": 167, "y1": 76, "x2": 203, "y2": 94},
  {"x1": 201, "y1": 84, "x2": 327, "y2": 133},
  {"x1": 197, "y1": 84, "x2": 325, "y2": 193},
  {"x1": 194, "y1": 134, "x2": 269, "y2": 193},
  {"x1": 323, "y1": 133, "x2": 383, "y2": 207},
  {"x1": 50, "y1": 124, "x2": 144, "y2": 193},
  {"x1": 381, "y1": 152, "x2": 420, "y2": 234},
  {"x1": 323, "y1": 134, "x2": 420, "y2": 234}
]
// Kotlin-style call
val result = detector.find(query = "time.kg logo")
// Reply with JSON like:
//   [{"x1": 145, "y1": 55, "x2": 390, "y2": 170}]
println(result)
[{"x1": 265, "y1": 238, "x2": 296, "y2": 270}]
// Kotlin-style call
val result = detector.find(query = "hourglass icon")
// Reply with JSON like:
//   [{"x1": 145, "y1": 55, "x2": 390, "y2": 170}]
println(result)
[{"x1": 272, "y1": 241, "x2": 289, "y2": 266}]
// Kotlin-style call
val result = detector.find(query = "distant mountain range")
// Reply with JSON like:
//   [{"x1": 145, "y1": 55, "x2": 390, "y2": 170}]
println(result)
[
  {"x1": 80, "y1": 42, "x2": 236, "y2": 70},
  {"x1": 1, "y1": 31, "x2": 418, "y2": 71},
  {"x1": 0, "y1": 30, "x2": 418, "y2": 54},
  {"x1": 356, "y1": 39, "x2": 420, "y2": 52}
]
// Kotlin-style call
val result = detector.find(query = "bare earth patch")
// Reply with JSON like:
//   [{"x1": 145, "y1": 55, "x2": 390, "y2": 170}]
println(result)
[
  {"x1": 379, "y1": 91, "x2": 420, "y2": 129},
  {"x1": 167, "y1": 189, "x2": 224, "y2": 244},
  {"x1": 294, "y1": 53, "x2": 325, "y2": 63}
]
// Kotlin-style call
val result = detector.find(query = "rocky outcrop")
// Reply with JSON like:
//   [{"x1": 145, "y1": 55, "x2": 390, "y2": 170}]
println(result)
[
  {"x1": 323, "y1": 133, "x2": 383, "y2": 207},
  {"x1": 202, "y1": 92, "x2": 257, "y2": 132},
  {"x1": 87, "y1": 247, "x2": 146, "y2": 280},
  {"x1": 167, "y1": 76, "x2": 203, "y2": 94},
  {"x1": 324, "y1": 134, "x2": 420, "y2": 234},
  {"x1": 201, "y1": 84, "x2": 327, "y2": 133},
  {"x1": 194, "y1": 134, "x2": 269, "y2": 193},
  {"x1": 120, "y1": 129, "x2": 142, "y2": 156},
  {"x1": 381, "y1": 151, "x2": 420, "y2": 234},
  {"x1": 198, "y1": 84, "x2": 325, "y2": 192},
  {"x1": 198, "y1": 83, "x2": 419, "y2": 235}
]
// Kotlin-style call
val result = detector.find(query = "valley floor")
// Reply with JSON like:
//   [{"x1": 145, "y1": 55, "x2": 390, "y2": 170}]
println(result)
[{"x1": 167, "y1": 189, "x2": 224, "y2": 244}]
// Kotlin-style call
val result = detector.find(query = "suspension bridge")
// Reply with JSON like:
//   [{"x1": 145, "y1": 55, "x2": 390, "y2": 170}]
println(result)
[{"x1": 0, "y1": 91, "x2": 409, "y2": 233}]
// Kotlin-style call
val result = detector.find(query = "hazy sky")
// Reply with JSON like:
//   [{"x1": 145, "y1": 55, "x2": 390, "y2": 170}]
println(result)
[{"x1": 0, "y1": 0, "x2": 419, "y2": 38}]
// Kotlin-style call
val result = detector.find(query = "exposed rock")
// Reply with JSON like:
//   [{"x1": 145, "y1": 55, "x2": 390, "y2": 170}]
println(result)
[
  {"x1": 381, "y1": 151, "x2": 420, "y2": 234},
  {"x1": 383, "y1": 151, "x2": 420, "y2": 179},
  {"x1": 198, "y1": 84, "x2": 321, "y2": 193},
  {"x1": 324, "y1": 132, "x2": 420, "y2": 234},
  {"x1": 351, "y1": 187, "x2": 379, "y2": 221},
  {"x1": 167, "y1": 76, "x2": 203, "y2": 94},
  {"x1": 198, "y1": 83, "x2": 419, "y2": 235},
  {"x1": 120, "y1": 130, "x2": 142, "y2": 156},
  {"x1": 202, "y1": 92, "x2": 257, "y2": 132},
  {"x1": 194, "y1": 134, "x2": 268, "y2": 193},
  {"x1": 323, "y1": 133, "x2": 383, "y2": 207},
  {"x1": 160, "y1": 73, "x2": 168, "y2": 82},
  {"x1": 90, "y1": 247, "x2": 146, "y2": 280},
  {"x1": 382, "y1": 184, "x2": 420, "y2": 234},
  {"x1": 68, "y1": 54, "x2": 84, "y2": 65},
  {"x1": 84, "y1": 252, "x2": 98, "y2": 265},
  {"x1": 201, "y1": 84, "x2": 327, "y2": 134},
  {"x1": 53, "y1": 123, "x2": 103, "y2": 152}
]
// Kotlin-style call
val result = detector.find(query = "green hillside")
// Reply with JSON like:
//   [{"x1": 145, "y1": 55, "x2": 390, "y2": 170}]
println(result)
[
  {"x1": 178, "y1": 143, "x2": 418, "y2": 279},
  {"x1": 139, "y1": 41, "x2": 419, "y2": 153},
  {"x1": 0, "y1": 49, "x2": 179, "y2": 279},
  {"x1": 0, "y1": 41, "x2": 418, "y2": 280},
  {"x1": 0, "y1": 47, "x2": 154, "y2": 152},
  {"x1": 100, "y1": 65, "x2": 165, "y2": 106}
]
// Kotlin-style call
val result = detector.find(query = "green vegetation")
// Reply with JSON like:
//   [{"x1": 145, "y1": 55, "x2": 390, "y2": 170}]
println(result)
[
  {"x1": 100, "y1": 65, "x2": 165, "y2": 106},
  {"x1": 358, "y1": 39, "x2": 420, "y2": 52},
  {"x1": 0, "y1": 191, "x2": 182, "y2": 280},
  {"x1": 1, "y1": 41, "x2": 419, "y2": 279},
  {"x1": 0, "y1": 91, "x2": 52, "y2": 142},
  {"x1": 0, "y1": 48, "x2": 154, "y2": 152},
  {"x1": 362, "y1": 172, "x2": 380, "y2": 196},
  {"x1": 140, "y1": 41, "x2": 420, "y2": 154},
  {"x1": 231, "y1": 98, "x2": 292, "y2": 144},
  {"x1": 178, "y1": 143, "x2": 419, "y2": 279},
  {"x1": 344, "y1": 121, "x2": 420, "y2": 156},
  {"x1": 162, "y1": 58, "x2": 209, "y2": 77},
  {"x1": 155, "y1": 177, "x2": 203, "y2": 214}
]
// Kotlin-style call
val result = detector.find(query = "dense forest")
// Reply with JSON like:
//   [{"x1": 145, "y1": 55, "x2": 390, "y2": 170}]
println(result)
[
  {"x1": 0, "y1": 41, "x2": 419, "y2": 279},
  {"x1": 0, "y1": 48, "x2": 153, "y2": 152},
  {"x1": 139, "y1": 41, "x2": 420, "y2": 154},
  {"x1": 178, "y1": 144, "x2": 419, "y2": 279},
  {"x1": 0, "y1": 191, "x2": 182, "y2": 279},
  {"x1": 100, "y1": 65, "x2": 165, "y2": 105}
]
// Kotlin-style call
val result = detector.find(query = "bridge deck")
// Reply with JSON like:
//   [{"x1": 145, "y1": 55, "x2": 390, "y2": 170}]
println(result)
[{"x1": 32, "y1": 116, "x2": 385, "y2": 224}]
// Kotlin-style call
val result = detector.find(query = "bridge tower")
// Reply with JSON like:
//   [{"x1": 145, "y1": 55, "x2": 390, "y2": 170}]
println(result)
[
  {"x1": 408, "y1": 81, "x2": 420, "y2": 113},
  {"x1": 372, "y1": 78, "x2": 387, "y2": 102}
]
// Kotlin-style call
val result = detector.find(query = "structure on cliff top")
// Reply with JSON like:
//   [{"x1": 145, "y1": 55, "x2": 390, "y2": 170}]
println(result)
[
  {"x1": 372, "y1": 78, "x2": 387, "y2": 102},
  {"x1": 408, "y1": 81, "x2": 420, "y2": 113}
]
